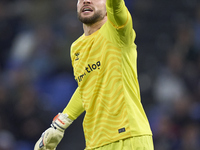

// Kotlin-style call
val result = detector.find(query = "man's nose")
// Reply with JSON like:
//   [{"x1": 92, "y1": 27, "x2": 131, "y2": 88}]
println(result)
[{"x1": 83, "y1": 0, "x2": 91, "y2": 4}]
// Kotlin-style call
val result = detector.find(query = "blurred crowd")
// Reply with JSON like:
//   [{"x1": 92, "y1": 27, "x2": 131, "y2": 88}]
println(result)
[{"x1": 0, "y1": 0, "x2": 200, "y2": 150}]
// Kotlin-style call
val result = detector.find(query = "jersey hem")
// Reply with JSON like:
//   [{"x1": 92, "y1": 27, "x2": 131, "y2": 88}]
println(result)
[{"x1": 85, "y1": 131, "x2": 153, "y2": 150}]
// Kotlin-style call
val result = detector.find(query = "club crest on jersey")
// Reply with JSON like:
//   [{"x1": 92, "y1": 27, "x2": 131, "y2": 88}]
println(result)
[
  {"x1": 75, "y1": 61, "x2": 101, "y2": 83},
  {"x1": 75, "y1": 52, "x2": 80, "y2": 61}
]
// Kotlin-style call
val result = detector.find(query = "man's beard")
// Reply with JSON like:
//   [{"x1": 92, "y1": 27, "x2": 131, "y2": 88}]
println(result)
[{"x1": 78, "y1": 10, "x2": 105, "y2": 25}]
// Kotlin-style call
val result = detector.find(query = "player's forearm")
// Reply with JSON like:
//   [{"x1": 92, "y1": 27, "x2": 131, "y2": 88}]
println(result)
[
  {"x1": 63, "y1": 87, "x2": 85, "y2": 120},
  {"x1": 106, "y1": 0, "x2": 128, "y2": 28},
  {"x1": 106, "y1": 0, "x2": 123, "y2": 10}
]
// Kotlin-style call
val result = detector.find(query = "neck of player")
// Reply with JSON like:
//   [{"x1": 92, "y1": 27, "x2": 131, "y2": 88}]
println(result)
[{"x1": 83, "y1": 17, "x2": 107, "y2": 36}]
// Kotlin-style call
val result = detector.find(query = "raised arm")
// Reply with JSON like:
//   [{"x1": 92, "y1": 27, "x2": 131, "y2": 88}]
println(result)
[{"x1": 106, "y1": 0, "x2": 131, "y2": 29}]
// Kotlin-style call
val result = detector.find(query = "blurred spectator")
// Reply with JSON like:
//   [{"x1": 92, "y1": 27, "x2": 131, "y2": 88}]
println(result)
[
  {"x1": 153, "y1": 50, "x2": 188, "y2": 106},
  {"x1": 0, "y1": 1, "x2": 21, "y2": 70},
  {"x1": 153, "y1": 114, "x2": 177, "y2": 150},
  {"x1": 0, "y1": 130, "x2": 15, "y2": 150},
  {"x1": 179, "y1": 123, "x2": 200, "y2": 150},
  {"x1": 193, "y1": 3, "x2": 200, "y2": 51}
]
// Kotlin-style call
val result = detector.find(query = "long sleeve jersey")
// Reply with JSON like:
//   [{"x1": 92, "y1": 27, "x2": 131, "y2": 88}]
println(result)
[{"x1": 63, "y1": 0, "x2": 152, "y2": 149}]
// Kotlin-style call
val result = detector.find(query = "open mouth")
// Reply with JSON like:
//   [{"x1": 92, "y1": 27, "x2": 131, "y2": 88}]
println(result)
[{"x1": 82, "y1": 6, "x2": 93, "y2": 12}]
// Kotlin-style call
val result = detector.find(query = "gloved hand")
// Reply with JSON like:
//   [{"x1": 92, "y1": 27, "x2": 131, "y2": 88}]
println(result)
[{"x1": 34, "y1": 113, "x2": 73, "y2": 150}]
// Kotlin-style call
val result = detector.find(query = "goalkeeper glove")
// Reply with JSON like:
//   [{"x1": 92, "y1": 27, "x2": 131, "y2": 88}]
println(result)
[{"x1": 34, "y1": 113, "x2": 73, "y2": 150}]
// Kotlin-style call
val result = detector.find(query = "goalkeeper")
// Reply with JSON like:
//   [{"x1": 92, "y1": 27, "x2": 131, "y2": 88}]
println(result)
[{"x1": 35, "y1": 0, "x2": 154, "y2": 149}]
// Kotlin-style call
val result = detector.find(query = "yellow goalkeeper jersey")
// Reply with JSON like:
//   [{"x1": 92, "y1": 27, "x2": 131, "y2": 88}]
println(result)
[{"x1": 70, "y1": 0, "x2": 152, "y2": 149}]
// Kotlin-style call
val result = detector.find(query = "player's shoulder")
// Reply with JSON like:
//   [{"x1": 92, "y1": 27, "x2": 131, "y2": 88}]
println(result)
[{"x1": 71, "y1": 34, "x2": 84, "y2": 47}]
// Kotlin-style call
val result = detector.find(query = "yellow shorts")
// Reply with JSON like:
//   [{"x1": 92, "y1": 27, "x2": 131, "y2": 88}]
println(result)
[{"x1": 87, "y1": 136, "x2": 154, "y2": 150}]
